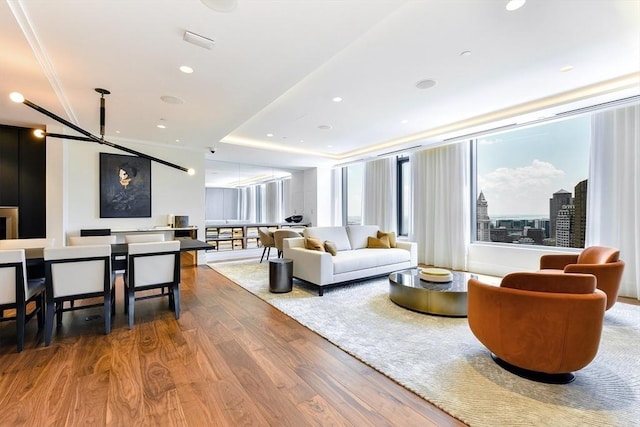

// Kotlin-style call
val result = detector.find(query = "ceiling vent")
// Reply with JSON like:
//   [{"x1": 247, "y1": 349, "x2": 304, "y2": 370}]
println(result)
[{"x1": 183, "y1": 31, "x2": 215, "y2": 50}]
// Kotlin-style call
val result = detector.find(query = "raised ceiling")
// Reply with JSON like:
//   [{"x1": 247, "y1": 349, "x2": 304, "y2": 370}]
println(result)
[{"x1": 1, "y1": 0, "x2": 639, "y2": 173}]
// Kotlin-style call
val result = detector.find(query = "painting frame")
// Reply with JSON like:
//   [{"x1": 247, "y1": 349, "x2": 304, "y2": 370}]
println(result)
[{"x1": 99, "y1": 152, "x2": 151, "y2": 218}]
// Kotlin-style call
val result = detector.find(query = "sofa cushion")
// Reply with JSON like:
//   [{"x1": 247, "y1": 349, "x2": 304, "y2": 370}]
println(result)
[
  {"x1": 324, "y1": 240, "x2": 337, "y2": 256},
  {"x1": 377, "y1": 230, "x2": 397, "y2": 248},
  {"x1": 305, "y1": 237, "x2": 325, "y2": 252},
  {"x1": 304, "y1": 227, "x2": 351, "y2": 251},
  {"x1": 346, "y1": 225, "x2": 379, "y2": 249},
  {"x1": 332, "y1": 248, "x2": 410, "y2": 274},
  {"x1": 367, "y1": 235, "x2": 390, "y2": 248}
]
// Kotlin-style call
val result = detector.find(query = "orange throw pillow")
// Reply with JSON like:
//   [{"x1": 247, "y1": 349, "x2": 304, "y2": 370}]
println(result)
[
  {"x1": 324, "y1": 240, "x2": 337, "y2": 256},
  {"x1": 377, "y1": 230, "x2": 397, "y2": 248},
  {"x1": 305, "y1": 237, "x2": 326, "y2": 252},
  {"x1": 367, "y1": 235, "x2": 390, "y2": 248}
]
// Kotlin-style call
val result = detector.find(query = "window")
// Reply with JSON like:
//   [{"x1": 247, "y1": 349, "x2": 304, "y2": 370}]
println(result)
[
  {"x1": 397, "y1": 157, "x2": 410, "y2": 236},
  {"x1": 473, "y1": 115, "x2": 590, "y2": 247},
  {"x1": 343, "y1": 163, "x2": 364, "y2": 225}
]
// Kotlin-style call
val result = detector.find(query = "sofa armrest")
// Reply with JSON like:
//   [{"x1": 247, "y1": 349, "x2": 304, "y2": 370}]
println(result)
[
  {"x1": 283, "y1": 239, "x2": 334, "y2": 285},
  {"x1": 396, "y1": 241, "x2": 418, "y2": 267}
]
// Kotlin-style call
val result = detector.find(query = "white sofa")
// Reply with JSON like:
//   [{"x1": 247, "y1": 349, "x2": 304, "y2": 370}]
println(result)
[{"x1": 282, "y1": 225, "x2": 417, "y2": 295}]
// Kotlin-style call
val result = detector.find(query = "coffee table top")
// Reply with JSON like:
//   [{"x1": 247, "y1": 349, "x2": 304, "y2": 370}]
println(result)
[{"x1": 388, "y1": 268, "x2": 501, "y2": 316}]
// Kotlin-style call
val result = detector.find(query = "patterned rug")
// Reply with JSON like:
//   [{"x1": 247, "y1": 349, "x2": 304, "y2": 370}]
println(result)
[{"x1": 209, "y1": 260, "x2": 640, "y2": 427}]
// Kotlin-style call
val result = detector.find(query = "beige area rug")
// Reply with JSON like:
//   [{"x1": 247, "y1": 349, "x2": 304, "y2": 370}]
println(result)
[{"x1": 209, "y1": 260, "x2": 640, "y2": 427}]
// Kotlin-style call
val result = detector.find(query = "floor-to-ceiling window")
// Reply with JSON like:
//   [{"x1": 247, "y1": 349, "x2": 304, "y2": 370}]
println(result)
[
  {"x1": 397, "y1": 156, "x2": 410, "y2": 236},
  {"x1": 343, "y1": 163, "x2": 364, "y2": 225},
  {"x1": 473, "y1": 115, "x2": 590, "y2": 248}
]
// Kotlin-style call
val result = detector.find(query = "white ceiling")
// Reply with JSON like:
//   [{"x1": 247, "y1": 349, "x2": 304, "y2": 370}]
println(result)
[{"x1": 1, "y1": 0, "x2": 639, "y2": 183}]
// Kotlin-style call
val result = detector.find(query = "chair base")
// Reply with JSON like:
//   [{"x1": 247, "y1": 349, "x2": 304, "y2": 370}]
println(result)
[{"x1": 491, "y1": 353, "x2": 576, "y2": 384}]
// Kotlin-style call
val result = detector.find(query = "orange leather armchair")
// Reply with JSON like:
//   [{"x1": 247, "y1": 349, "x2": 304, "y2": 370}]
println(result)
[
  {"x1": 468, "y1": 272, "x2": 606, "y2": 383},
  {"x1": 540, "y1": 246, "x2": 625, "y2": 310}
]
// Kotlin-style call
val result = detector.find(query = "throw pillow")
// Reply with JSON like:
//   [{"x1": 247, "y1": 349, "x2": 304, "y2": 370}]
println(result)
[
  {"x1": 377, "y1": 230, "x2": 397, "y2": 248},
  {"x1": 324, "y1": 240, "x2": 337, "y2": 256},
  {"x1": 367, "y1": 235, "x2": 390, "y2": 249},
  {"x1": 305, "y1": 237, "x2": 326, "y2": 252}
]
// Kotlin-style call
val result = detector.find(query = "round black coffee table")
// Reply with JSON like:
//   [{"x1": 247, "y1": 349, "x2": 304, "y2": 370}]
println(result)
[{"x1": 389, "y1": 268, "x2": 498, "y2": 317}]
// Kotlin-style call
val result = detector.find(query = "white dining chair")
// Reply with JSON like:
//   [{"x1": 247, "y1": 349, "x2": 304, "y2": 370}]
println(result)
[
  {"x1": 43, "y1": 244, "x2": 113, "y2": 345},
  {"x1": 0, "y1": 249, "x2": 45, "y2": 352},
  {"x1": 125, "y1": 241, "x2": 180, "y2": 329},
  {"x1": 68, "y1": 235, "x2": 117, "y2": 246},
  {"x1": 124, "y1": 234, "x2": 165, "y2": 243}
]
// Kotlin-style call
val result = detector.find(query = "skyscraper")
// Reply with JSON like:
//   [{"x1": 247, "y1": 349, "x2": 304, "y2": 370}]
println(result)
[
  {"x1": 572, "y1": 179, "x2": 588, "y2": 248},
  {"x1": 556, "y1": 204, "x2": 575, "y2": 247},
  {"x1": 476, "y1": 191, "x2": 490, "y2": 241},
  {"x1": 549, "y1": 189, "x2": 572, "y2": 241}
]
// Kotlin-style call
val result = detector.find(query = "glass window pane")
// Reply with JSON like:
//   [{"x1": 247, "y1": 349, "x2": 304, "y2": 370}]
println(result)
[
  {"x1": 474, "y1": 115, "x2": 590, "y2": 248},
  {"x1": 345, "y1": 164, "x2": 363, "y2": 225}
]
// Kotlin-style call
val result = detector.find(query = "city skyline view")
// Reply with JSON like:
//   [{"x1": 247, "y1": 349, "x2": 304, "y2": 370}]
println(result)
[{"x1": 476, "y1": 115, "x2": 590, "y2": 217}]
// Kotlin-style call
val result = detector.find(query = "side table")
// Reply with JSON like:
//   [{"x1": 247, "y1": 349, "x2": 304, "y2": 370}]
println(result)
[{"x1": 269, "y1": 258, "x2": 293, "y2": 293}]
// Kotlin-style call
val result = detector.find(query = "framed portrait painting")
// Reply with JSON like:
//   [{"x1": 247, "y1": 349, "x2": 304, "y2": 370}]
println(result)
[{"x1": 100, "y1": 152, "x2": 151, "y2": 218}]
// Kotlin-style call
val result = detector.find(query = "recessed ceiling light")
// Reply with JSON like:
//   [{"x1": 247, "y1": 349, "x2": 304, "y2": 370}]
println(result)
[
  {"x1": 179, "y1": 65, "x2": 194, "y2": 74},
  {"x1": 266, "y1": 133, "x2": 274, "y2": 137},
  {"x1": 161, "y1": 95, "x2": 185, "y2": 104},
  {"x1": 175, "y1": 139, "x2": 180, "y2": 143},
  {"x1": 115, "y1": 130, "x2": 121, "y2": 134},
  {"x1": 318, "y1": 125, "x2": 332, "y2": 130},
  {"x1": 327, "y1": 145, "x2": 333, "y2": 148},
  {"x1": 415, "y1": 79, "x2": 437, "y2": 90},
  {"x1": 332, "y1": 97, "x2": 343, "y2": 103},
  {"x1": 300, "y1": 139, "x2": 304, "y2": 143},
  {"x1": 460, "y1": 51, "x2": 472, "y2": 57},
  {"x1": 560, "y1": 65, "x2": 574, "y2": 72},
  {"x1": 401, "y1": 120, "x2": 409, "y2": 124},
  {"x1": 505, "y1": 0, "x2": 526, "y2": 11},
  {"x1": 157, "y1": 124, "x2": 166, "y2": 129}
]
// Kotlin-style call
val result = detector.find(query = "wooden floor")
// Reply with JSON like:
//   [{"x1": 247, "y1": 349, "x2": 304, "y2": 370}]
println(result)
[{"x1": 0, "y1": 264, "x2": 464, "y2": 426}]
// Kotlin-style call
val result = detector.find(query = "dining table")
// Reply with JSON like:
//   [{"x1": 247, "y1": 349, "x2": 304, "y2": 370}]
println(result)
[{"x1": 24, "y1": 238, "x2": 212, "y2": 277}]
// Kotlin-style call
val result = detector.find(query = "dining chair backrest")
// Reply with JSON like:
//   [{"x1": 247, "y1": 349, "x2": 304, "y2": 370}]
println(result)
[
  {"x1": 0, "y1": 249, "x2": 27, "y2": 305},
  {"x1": 69, "y1": 235, "x2": 117, "y2": 246},
  {"x1": 125, "y1": 234, "x2": 165, "y2": 243},
  {"x1": 128, "y1": 241, "x2": 180, "y2": 287},
  {"x1": 44, "y1": 245, "x2": 112, "y2": 298},
  {"x1": 0, "y1": 238, "x2": 56, "y2": 250}
]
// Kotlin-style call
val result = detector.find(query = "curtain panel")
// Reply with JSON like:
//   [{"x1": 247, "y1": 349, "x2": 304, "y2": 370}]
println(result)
[
  {"x1": 362, "y1": 157, "x2": 397, "y2": 232},
  {"x1": 587, "y1": 104, "x2": 640, "y2": 299},
  {"x1": 331, "y1": 168, "x2": 343, "y2": 226},
  {"x1": 410, "y1": 142, "x2": 470, "y2": 270}
]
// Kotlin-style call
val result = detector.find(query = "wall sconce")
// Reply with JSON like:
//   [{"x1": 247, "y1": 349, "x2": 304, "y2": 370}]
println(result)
[{"x1": 9, "y1": 91, "x2": 195, "y2": 175}]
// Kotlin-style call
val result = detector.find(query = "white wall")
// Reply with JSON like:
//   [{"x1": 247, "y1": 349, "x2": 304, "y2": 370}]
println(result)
[
  {"x1": 47, "y1": 137, "x2": 207, "y2": 262},
  {"x1": 467, "y1": 242, "x2": 580, "y2": 277}
]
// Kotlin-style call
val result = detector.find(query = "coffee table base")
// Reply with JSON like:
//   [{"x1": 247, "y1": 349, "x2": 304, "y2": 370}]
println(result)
[{"x1": 388, "y1": 269, "x2": 477, "y2": 317}]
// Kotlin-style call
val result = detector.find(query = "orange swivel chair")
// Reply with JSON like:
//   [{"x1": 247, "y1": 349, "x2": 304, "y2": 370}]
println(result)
[
  {"x1": 468, "y1": 272, "x2": 606, "y2": 383},
  {"x1": 539, "y1": 246, "x2": 625, "y2": 310}
]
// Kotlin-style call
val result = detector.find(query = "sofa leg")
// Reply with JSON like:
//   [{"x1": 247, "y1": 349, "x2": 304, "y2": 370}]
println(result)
[{"x1": 318, "y1": 287, "x2": 323, "y2": 297}]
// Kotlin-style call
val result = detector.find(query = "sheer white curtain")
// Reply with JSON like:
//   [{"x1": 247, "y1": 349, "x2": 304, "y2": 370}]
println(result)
[
  {"x1": 239, "y1": 186, "x2": 257, "y2": 222},
  {"x1": 409, "y1": 142, "x2": 470, "y2": 270},
  {"x1": 587, "y1": 104, "x2": 640, "y2": 299},
  {"x1": 331, "y1": 168, "x2": 343, "y2": 226},
  {"x1": 264, "y1": 181, "x2": 282, "y2": 223},
  {"x1": 282, "y1": 178, "x2": 291, "y2": 218},
  {"x1": 363, "y1": 157, "x2": 397, "y2": 231}
]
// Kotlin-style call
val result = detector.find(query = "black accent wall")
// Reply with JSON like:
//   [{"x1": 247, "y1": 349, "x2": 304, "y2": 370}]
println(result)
[{"x1": 0, "y1": 124, "x2": 46, "y2": 238}]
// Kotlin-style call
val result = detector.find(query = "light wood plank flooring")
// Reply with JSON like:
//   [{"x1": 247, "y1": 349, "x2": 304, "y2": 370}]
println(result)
[{"x1": 0, "y1": 264, "x2": 464, "y2": 426}]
